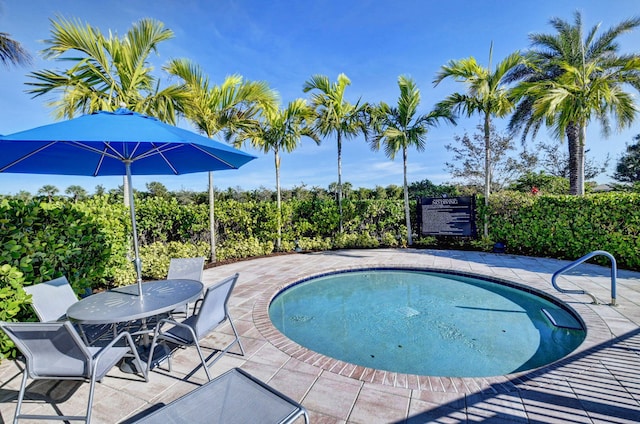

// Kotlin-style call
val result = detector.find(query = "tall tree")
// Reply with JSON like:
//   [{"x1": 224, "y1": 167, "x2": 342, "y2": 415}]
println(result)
[
  {"x1": 145, "y1": 181, "x2": 170, "y2": 199},
  {"x1": 370, "y1": 76, "x2": 454, "y2": 245},
  {"x1": 26, "y1": 17, "x2": 186, "y2": 122},
  {"x1": 166, "y1": 59, "x2": 278, "y2": 261},
  {"x1": 613, "y1": 134, "x2": 640, "y2": 183},
  {"x1": 509, "y1": 11, "x2": 640, "y2": 195},
  {"x1": 446, "y1": 123, "x2": 537, "y2": 191},
  {"x1": 0, "y1": 32, "x2": 31, "y2": 67},
  {"x1": 303, "y1": 73, "x2": 369, "y2": 233},
  {"x1": 65, "y1": 185, "x2": 88, "y2": 203},
  {"x1": 534, "y1": 142, "x2": 609, "y2": 180},
  {"x1": 433, "y1": 44, "x2": 523, "y2": 236},
  {"x1": 234, "y1": 99, "x2": 320, "y2": 249},
  {"x1": 37, "y1": 184, "x2": 59, "y2": 202}
]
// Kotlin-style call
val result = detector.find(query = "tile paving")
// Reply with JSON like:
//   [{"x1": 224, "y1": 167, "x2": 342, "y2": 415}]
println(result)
[{"x1": 0, "y1": 248, "x2": 639, "y2": 423}]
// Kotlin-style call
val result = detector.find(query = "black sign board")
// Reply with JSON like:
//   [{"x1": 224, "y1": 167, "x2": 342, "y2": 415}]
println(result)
[{"x1": 417, "y1": 196, "x2": 477, "y2": 237}]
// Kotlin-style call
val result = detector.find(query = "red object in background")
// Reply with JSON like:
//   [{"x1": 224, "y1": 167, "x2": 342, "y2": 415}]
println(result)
[{"x1": 531, "y1": 186, "x2": 539, "y2": 195}]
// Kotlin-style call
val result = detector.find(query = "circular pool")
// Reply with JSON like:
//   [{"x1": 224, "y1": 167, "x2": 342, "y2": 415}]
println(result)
[{"x1": 269, "y1": 269, "x2": 586, "y2": 377}]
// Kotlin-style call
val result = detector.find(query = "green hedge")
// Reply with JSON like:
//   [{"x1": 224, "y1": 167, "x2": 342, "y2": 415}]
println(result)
[
  {"x1": 487, "y1": 192, "x2": 640, "y2": 269},
  {"x1": 0, "y1": 199, "x2": 111, "y2": 292}
]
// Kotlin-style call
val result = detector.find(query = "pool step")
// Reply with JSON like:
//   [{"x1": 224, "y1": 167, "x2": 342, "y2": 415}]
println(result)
[{"x1": 541, "y1": 308, "x2": 583, "y2": 330}]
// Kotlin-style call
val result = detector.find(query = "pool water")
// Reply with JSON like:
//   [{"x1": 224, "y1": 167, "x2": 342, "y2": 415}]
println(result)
[{"x1": 269, "y1": 269, "x2": 586, "y2": 377}]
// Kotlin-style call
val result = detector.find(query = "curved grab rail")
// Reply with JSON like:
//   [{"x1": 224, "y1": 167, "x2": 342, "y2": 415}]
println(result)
[{"x1": 551, "y1": 250, "x2": 617, "y2": 306}]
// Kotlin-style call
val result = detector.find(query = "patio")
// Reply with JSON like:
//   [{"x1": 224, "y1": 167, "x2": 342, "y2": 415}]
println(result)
[{"x1": 1, "y1": 248, "x2": 639, "y2": 423}]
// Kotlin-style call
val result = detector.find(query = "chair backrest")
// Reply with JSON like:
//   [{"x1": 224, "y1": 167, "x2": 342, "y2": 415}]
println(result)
[
  {"x1": 23, "y1": 276, "x2": 77, "y2": 322},
  {"x1": 192, "y1": 273, "x2": 239, "y2": 338},
  {"x1": 167, "y1": 257, "x2": 205, "y2": 281},
  {"x1": 0, "y1": 321, "x2": 91, "y2": 378}
]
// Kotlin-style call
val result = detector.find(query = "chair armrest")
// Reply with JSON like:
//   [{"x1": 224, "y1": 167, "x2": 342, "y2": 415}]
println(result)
[
  {"x1": 192, "y1": 298, "x2": 203, "y2": 315},
  {"x1": 153, "y1": 318, "x2": 199, "y2": 345}
]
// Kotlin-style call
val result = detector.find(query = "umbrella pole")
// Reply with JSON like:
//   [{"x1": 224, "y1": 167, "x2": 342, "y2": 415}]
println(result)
[{"x1": 126, "y1": 162, "x2": 143, "y2": 297}]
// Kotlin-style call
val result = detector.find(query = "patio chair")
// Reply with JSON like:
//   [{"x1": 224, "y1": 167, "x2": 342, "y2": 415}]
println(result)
[
  {"x1": 0, "y1": 321, "x2": 147, "y2": 423},
  {"x1": 23, "y1": 276, "x2": 112, "y2": 344},
  {"x1": 128, "y1": 368, "x2": 308, "y2": 423},
  {"x1": 147, "y1": 273, "x2": 244, "y2": 381},
  {"x1": 166, "y1": 257, "x2": 205, "y2": 316}
]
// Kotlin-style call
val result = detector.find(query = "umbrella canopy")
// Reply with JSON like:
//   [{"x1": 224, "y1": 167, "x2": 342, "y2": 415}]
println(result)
[
  {"x1": 0, "y1": 108, "x2": 255, "y2": 176},
  {"x1": 0, "y1": 108, "x2": 256, "y2": 296}
]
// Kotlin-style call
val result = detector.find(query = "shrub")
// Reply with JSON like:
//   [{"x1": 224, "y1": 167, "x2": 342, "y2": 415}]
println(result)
[
  {"x1": 217, "y1": 237, "x2": 274, "y2": 260},
  {"x1": 0, "y1": 264, "x2": 31, "y2": 359},
  {"x1": 0, "y1": 199, "x2": 111, "y2": 293},
  {"x1": 140, "y1": 241, "x2": 210, "y2": 280},
  {"x1": 487, "y1": 192, "x2": 640, "y2": 269}
]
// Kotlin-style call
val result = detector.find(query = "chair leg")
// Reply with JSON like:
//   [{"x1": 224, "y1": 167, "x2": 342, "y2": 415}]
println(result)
[
  {"x1": 228, "y1": 316, "x2": 245, "y2": 357},
  {"x1": 194, "y1": 344, "x2": 212, "y2": 381},
  {"x1": 13, "y1": 371, "x2": 28, "y2": 424},
  {"x1": 86, "y1": 376, "x2": 98, "y2": 424}
]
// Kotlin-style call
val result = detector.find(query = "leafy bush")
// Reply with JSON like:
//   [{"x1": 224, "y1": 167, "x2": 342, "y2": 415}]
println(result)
[
  {"x1": 140, "y1": 241, "x2": 210, "y2": 280},
  {"x1": 0, "y1": 264, "x2": 32, "y2": 359},
  {"x1": 296, "y1": 237, "x2": 332, "y2": 251},
  {"x1": 0, "y1": 199, "x2": 111, "y2": 293},
  {"x1": 487, "y1": 192, "x2": 640, "y2": 269},
  {"x1": 217, "y1": 237, "x2": 274, "y2": 260},
  {"x1": 78, "y1": 197, "x2": 134, "y2": 286}
]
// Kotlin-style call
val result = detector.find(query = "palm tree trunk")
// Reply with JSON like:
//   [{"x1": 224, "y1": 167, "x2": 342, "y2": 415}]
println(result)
[
  {"x1": 483, "y1": 111, "x2": 491, "y2": 237},
  {"x1": 577, "y1": 124, "x2": 586, "y2": 195},
  {"x1": 403, "y1": 146, "x2": 412, "y2": 246},
  {"x1": 337, "y1": 131, "x2": 343, "y2": 233},
  {"x1": 566, "y1": 123, "x2": 584, "y2": 195},
  {"x1": 209, "y1": 171, "x2": 216, "y2": 262},
  {"x1": 275, "y1": 149, "x2": 282, "y2": 250}
]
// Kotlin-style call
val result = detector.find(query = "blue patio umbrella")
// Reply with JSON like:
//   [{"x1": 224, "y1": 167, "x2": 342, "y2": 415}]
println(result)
[{"x1": 0, "y1": 108, "x2": 256, "y2": 296}]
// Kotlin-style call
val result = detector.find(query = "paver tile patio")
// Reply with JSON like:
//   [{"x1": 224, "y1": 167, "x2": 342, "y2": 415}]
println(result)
[{"x1": 0, "y1": 249, "x2": 638, "y2": 423}]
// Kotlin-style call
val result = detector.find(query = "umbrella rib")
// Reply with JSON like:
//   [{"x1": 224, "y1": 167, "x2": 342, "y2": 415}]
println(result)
[
  {"x1": 71, "y1": 141, "x2": 126, "y2": 160},
  {"x1": 191, "y1": 144, "x2": 237, "y2": 169},
  {"x1": 0, "y1": 141, "x2": 58, "y2": 172},
  {"x1": 135, "y1": 143, "x2": 181, "y2": 174}
]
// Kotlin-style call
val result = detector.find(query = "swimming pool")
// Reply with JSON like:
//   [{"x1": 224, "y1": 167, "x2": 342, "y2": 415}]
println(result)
[{"x1": 269, "y1": 269, "x2": 586, "y2": 377}]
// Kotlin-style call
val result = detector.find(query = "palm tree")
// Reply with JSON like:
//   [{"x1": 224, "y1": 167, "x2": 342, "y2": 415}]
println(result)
[
  {"x1": 166, "y1": 59, "x2": 278, "y2": 261},
  {"x1": 26, "y1": 16, "x2": 186, "y2": 123},
  {"x1": 234, "y1": 98, "x2": 320, "y2": 250},
  {"x1": 0, "y1": 32, "x2": 31, "y2": 67},
  {"x1": 37, "y1": 185, "x2": 59, "y2": 202},
  {"x1": 26, "y1": 17, "x2": 188, "y2": 209},
  {"x1": 509, "y1": 12, "x2": 640, "y2": 195},
  {"x1": 433, "y1": 44, "x2": 523, "y2": 236},
  {"x1": 65, "y1": 185, "x2": 88, "y2": 203},
  {"x1": 371, "y1": 76, "x2": 454, "y2": 245},
  {"x1": 303, "y1": 73, "x2": 369, "y2": 233}
]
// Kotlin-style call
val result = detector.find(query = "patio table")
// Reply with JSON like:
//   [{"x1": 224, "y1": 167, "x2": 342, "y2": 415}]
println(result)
[
  {"x1": 67, "y1": 279, "x2": 204, "y2": 373},
  {"x1": 67, "y1": 279, "x2": 204, "y2": 325}
]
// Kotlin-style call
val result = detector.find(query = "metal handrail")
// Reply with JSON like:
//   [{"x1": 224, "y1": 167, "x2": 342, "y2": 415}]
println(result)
[{"x1": 551, "y1": 250, "x2": 618, "y2": 306}]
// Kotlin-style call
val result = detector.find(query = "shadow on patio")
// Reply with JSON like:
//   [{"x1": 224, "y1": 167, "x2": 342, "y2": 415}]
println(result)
[{"x1": 403, "y1": 327, "x2": 640, "y2": 423}]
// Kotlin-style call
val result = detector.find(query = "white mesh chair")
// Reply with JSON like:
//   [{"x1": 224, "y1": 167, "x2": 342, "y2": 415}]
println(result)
[
  {"x1": 23, "y1": 276, "x2": 111, "y2": 343},
  {"x1": 147, "y1": 273, "x2": 244, "y2": 381},
  {"x1": 0, "y1": 321, "x2": 147, "y2": 423},
  {"x1": 130, "y1": 368, "x2": 308, "y2": 423},
  {"x1": 166, "y1": 257, "x2": 205, "y2": 316}
]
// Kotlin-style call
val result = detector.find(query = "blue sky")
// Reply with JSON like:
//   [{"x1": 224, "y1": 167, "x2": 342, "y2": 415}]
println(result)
[{"x1": 1, "y1": 0, "x2": 639, "y2": 195}]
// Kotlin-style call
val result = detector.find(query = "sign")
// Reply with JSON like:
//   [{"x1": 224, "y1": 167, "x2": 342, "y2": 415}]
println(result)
[{"x1": 417, "y1": 196, "x2": 476, "y2": 237}]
